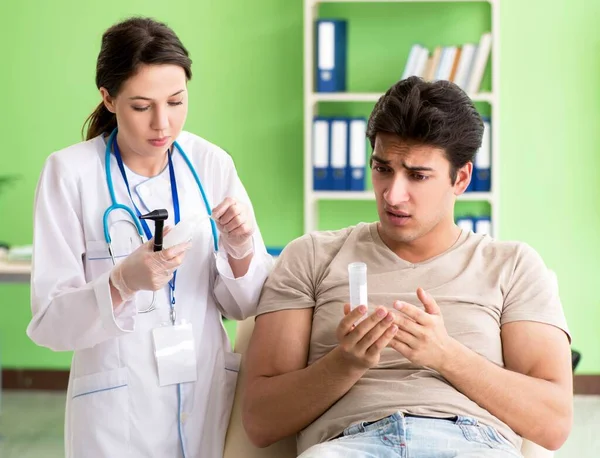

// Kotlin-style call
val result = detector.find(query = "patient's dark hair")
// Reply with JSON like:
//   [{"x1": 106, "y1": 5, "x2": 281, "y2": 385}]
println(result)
[
  {"x1": 83, "y1": 17, "x2": 192, "y2": 140},
  {"x1": 366, "y1": 76, "x2": 484, "y2": 183}
]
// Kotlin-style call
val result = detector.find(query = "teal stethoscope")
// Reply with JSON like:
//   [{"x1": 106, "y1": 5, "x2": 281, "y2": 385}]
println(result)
[{"x1": 103, "y1": 128, "x2": 218, "y2": 314}]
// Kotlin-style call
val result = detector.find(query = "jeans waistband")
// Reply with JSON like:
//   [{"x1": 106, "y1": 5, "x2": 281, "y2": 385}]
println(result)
[{"x1": 340, "y1": 412, "x2": 479, "y2": 438}]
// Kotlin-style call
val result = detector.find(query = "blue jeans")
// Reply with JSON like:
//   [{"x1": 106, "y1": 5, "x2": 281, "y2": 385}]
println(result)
[{"x1": 298, "y1": 413, "x2": 523, "y2": 458}]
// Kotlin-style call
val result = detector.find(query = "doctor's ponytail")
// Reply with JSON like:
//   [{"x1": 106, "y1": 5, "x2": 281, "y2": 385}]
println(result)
[
  {"x1": 83, "y1": 17, "x2": 192, "y2": 141},
  {"x1": 83, "y1": 103, "x2": 116, "y2": 141}
]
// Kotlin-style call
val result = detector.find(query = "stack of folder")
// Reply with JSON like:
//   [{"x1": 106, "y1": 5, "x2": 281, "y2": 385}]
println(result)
[
  {"x1": 457, "y1": 216, "x2": 492, "y2": 236},
  {"x1": 313, "y1": 117, "x2": 367, "y2": 191},
  {"x1": 466, "y1": 116, "x2": 491, "y2": 193}
]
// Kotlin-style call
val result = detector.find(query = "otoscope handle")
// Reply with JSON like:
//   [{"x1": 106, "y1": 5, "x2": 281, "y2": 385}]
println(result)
[{"x1": 153, "y1": 220, "x2": 164, "y2": 252}]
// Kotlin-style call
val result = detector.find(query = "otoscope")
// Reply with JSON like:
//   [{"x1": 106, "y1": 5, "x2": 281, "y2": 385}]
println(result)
[{"x1": 140, "y1": 209, "x2": 169, "y2": 252}]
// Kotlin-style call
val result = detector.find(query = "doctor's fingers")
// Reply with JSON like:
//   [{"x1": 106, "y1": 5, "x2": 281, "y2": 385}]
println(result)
[
  {"x1": 213, "y1": 203, "x2": 244, "y2": 227},
  {"x1": 222, "y1": 219, "x2": 255, "y2": 238},
  {"x1": 145, "y1": 257, "x2": 184, "y2": 287},
  {"x1": 151, "y1": 253, "x2": 187, "y2": 275},
  {"x1": 157, "y1": 242, "x2": 192, "y2": 262},
  {"x1": 147, "y1": 274, "x2": 173, "y2": 291},
  {"x1": 211, "y1": 197, "x2": 237, "y2": 221}
]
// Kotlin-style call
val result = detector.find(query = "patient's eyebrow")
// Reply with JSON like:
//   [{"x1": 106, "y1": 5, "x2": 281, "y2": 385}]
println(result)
[
  {"x1": 371, "y1": 154, "x2": 434, "y2": 172},
  {"x1": 371, "y1": 154, "x2": 391, "y2": 165},
  {"x1": 402, "y1": 163, "x2": 435, "y2": 172}
]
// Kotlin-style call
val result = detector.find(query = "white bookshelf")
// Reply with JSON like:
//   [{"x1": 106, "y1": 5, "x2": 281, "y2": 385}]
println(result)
[{"x1": 303, "y1": 0, "x2": 500, "y2": 236}]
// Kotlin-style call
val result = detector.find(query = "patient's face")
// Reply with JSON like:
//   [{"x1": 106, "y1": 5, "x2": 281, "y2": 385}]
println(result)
[{"x1": 370, "y1": 133, "x2": 470, "y2": 247}]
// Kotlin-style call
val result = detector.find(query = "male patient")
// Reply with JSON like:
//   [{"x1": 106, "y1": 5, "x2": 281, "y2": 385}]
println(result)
[{"x1": 242, "y1": 77, "x2": 572, "y2": 457}]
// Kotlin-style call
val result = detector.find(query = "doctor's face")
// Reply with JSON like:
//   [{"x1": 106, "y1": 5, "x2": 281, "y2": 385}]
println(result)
[{"x1": 101, "y1": 64, "x2": 188, "y2": 158}]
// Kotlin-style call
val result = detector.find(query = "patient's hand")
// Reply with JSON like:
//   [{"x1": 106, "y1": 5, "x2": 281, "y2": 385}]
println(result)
[
  {"x1": 335, "y1": 304, "x2": 398, "y2": 371},
  {"x1": 388, "y1": 287, "x2": 454, "y2": 371}
]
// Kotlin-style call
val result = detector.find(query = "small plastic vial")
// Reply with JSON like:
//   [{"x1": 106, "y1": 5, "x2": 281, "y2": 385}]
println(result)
[{"x1": 348, "y1": 262, "x2": 368, "y2": 310}]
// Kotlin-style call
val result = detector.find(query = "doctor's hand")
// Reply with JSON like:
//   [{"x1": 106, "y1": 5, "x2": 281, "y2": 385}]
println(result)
[
  {"x1": 109, "y1": 234, "x2": 191, "y2": 301},
  {"x1": 335, "y1": 304, "x2": 398, "y2": 371},
  {"x1": 211, "y1": 197, "x2": 255, "y2": 259},
  {"x1": 387, "y1": 288, "x2": 452, "y2": 371}
]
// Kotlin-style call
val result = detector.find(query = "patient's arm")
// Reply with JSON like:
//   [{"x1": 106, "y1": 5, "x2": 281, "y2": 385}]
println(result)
[
  {"x1": 242, "y1": 305, "x2": 397, "y2": 448},
  {"x1": 439, "y1": 321, "x2": 572, "y2": 450}
]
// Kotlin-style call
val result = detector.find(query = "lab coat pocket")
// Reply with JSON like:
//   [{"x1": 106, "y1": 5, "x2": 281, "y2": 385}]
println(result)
[
  {"x1": 84, "y1": 239, "x2": 134, "y2": 281},
  {"x1": 70, "y1": 367, "x2": 130, "y2": 457}
]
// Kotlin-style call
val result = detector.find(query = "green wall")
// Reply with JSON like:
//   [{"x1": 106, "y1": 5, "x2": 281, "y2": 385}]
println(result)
[{"x1": 0, "y1": 0, "x2": 598, "y2": 373}]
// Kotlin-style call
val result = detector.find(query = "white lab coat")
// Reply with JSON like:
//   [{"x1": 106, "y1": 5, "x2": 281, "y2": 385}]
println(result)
[{"x1": 27, "y1": 132, "x2": 272, "y2": 458}]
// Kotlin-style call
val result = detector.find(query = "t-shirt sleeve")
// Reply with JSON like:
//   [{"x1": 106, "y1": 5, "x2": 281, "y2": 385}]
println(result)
[
  {"x1": 256, "y1": 234, "x2": 316, "y2": 316},
  {"x1": 501, "y1": 243, "x2": 570, "y2": 341}
]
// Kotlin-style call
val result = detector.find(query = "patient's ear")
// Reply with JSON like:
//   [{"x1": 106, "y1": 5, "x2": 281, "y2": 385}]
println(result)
[{"x1": 454, "y1": 162, "x2": 473, "y2": 196}]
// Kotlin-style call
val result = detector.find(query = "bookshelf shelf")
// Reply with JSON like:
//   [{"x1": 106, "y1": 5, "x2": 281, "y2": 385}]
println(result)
[
  {"x1": 311, "y1": 190, "x2": 494, "y2": 202},
  {"x1": 312, "y1": 92, "x2": 495, "y2": 104},
  {"x1": 315, "y1": 0, "x2": 494, "y2": 4}
]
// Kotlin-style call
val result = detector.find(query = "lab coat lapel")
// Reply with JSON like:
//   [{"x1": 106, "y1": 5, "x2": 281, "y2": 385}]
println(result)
[{"x1": 134, "y1": 173, "x2": 172, "y2": 218}]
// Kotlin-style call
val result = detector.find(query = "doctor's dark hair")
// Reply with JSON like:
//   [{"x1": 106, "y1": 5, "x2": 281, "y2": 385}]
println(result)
[
  {"x1": 366, "y1": 76, "x2": 484, "y2": 183},
  {"x1": 83, "y1": 17, "x2": 192, "y2": 140}
]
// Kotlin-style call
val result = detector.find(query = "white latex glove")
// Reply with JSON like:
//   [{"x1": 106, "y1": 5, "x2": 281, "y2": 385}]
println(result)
[
  {"x1": 109, "y1": 234, "x2": 191, "y2": 301},
  {"x1": 211, "y1": 197, "x2": 255, "y2": 259}
]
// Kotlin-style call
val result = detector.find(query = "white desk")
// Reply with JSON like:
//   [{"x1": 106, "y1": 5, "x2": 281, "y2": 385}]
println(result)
[{"x1": 0, "y1": 260, "x2": 31, "y2": 283}]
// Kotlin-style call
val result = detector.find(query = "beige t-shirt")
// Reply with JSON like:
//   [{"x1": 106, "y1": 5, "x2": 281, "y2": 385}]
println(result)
[{"x1": 256, "y1": 222, "x2": 570, "y2": 454}]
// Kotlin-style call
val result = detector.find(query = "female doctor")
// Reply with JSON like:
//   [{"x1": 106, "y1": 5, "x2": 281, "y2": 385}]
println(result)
[{"x1": 27, "y1": 17, "x2": 272, "y2": 458}]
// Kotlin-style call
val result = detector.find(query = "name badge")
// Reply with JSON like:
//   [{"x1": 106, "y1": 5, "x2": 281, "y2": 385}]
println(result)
[{"x1": 152, "y1": 322, "x2": 197, "y2": 386}]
